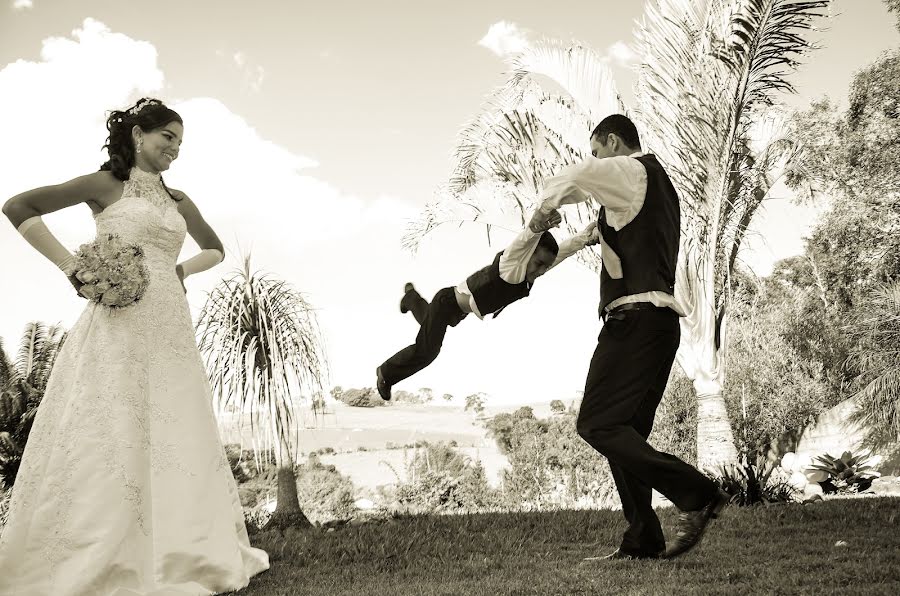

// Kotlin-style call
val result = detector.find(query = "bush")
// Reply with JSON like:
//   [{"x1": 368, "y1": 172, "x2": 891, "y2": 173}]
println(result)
[
  {"x1": 387, "y1": 442, "x2": 501, "y2": 514},
  {"x1": 649, "y1": 364, "x2": 697, "y2": 466},
  {"x1": 408, "y1": 442, "x2": 471, "y2": 478},
  {"x1": 724, "y1": 270, "x2": 837, "y2": 462},
  {"x1": 712, "y1": 458, "x2": 797, "y2": 506},
  {"x1": 464, "y1": 393, "x2": 487, "y2": 415},
  {"x1": 295, "y1": 454, "x2": 357, "y2": 523},
  {"x1": 242, "y1": 454, "x2": 358, "y2": 529},
  {"x1": 393, "y1": 466, "x2": 501, "y2": 513},
  {"x1": 224, "y1": 443, "x2": 275, "y2": 484},
  {"x1": 810, "y1": 451, "x2": 880, "y2": 494},
  {"x1": 486, "y1": 408, "x2": 617, "y2": 509},
  {"x1": 342, "y1": 388, "x2": 385, "y2": 408},
  {"x1": 390, "y1": 390, "x2": 419, "y2": 404}
]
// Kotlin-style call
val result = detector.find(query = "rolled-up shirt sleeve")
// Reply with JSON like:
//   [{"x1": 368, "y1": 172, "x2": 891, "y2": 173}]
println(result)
[
  {"x1": 549, "y1": 227, "x2": 596, "y2": 270},
  {"x1": 498, "y1": 227, "x2": 542, "y2": 284},
  {"x1": 538, "y1": 156, "x2": 647, "y2": 230}
]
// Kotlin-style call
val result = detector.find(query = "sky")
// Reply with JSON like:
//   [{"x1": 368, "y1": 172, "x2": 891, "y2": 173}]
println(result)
[{"x1": 1, "y1": 0, "x2": 897, "y2": 406}]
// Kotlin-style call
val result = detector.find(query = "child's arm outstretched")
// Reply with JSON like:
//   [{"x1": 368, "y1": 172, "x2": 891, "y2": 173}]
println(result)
[{"x1": 548, "y1": 221, "x2": 600, "y2": 271}]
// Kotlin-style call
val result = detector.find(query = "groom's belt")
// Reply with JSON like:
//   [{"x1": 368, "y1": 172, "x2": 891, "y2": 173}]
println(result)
[{"x1": 601, "y1": 301, "x2": 668, "y2": 322}]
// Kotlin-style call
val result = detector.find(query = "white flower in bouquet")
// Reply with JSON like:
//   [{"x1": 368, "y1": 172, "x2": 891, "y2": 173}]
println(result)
[{"x1": 73, "y1": 234, "x2": 150, "y2": 308}]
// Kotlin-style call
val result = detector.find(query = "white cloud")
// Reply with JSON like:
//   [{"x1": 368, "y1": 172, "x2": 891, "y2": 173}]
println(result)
[
  {"x1": 604, "y1": 41, "x2": 638, "y2": 66},
  {"x1": 12, "y1": 0, "x2": 33, "y2": 10},
  {"x1": 478, "y1": 21, "x2": 531, "y2": 58},
  {"x1": 0, "y1": 18, "x2": 163, "y2": 191},
  {"x1": 0, "y1": 19, "x2": 416, "y2": 396}
]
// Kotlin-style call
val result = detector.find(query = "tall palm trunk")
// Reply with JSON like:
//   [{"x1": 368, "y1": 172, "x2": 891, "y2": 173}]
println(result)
[
  {"x1": 676, "y1": 243, "x2": 739, "y2": 469},
  {"x1": 266, "y1": 441, "x2": 311, "y2": 530}
]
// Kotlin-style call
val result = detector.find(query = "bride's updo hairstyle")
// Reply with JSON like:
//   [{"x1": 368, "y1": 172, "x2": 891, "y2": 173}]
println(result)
[{"x1": 100, "y1": 98, "x2": 184, "y2": 201}]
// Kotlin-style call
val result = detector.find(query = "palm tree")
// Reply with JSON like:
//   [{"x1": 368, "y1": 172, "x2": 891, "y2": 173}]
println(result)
[
  {"x1": 847, "y1": 282, "x2": 900, "y2": 447},
  {"x1": 0, "y1": 322, "x2": 67, "y2": 488},
  {"x1": 634, "y1": 0, "x2": 828, "y2": 468},
  {"x1": 196, "y1": 255, "x2": 329, "y2": 530},
  {"x1": 403, "y1": 0, "x2": 829, "y2": 469}
]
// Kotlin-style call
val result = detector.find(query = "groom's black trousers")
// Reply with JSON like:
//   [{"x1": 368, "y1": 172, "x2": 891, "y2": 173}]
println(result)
[
  {"x1": 577, "y1": 306, "x2": 717, "y2": 553},
  {"x1": 380, "y1": 287, "x2": 467, "y2": 385}
]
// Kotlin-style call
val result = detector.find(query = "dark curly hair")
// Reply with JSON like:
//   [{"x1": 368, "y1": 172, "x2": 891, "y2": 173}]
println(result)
[{"x1": 100, "y1": 97, "x2": 183, "y2": 201}]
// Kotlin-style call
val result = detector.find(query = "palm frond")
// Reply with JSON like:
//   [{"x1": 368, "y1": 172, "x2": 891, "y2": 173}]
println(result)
[
  {"x1": 14, "y1": 322, "x2": 66, "y2": 393},
  {"x1": 402, "y1": 181, "x2": 534, "y2": 254},
  {"x1": 845, "y1": 281, "x2": 900, "y2": 445},
  {"x1": 405, "y1": 39, "x2": 619, "y2": 253},
  {"x1": 0, "y1": 338, "x2": 16, "y2": 392},
  {"x1": 635, "y1": 0, "x2": 828, "y2": 345},
  {"x1": 508, "y1": 38, "x2": 625, "y2": 124},
  {"x1": 727, "y1": 0, "x2": 830, "y2": 114},
  {"x1": 449, "y1": 100, "x2": 590, "y2": 200}
]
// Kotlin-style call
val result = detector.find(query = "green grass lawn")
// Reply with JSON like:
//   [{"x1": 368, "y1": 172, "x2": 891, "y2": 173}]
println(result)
[{"x1": 236, "y1": 497, "x2": 900, "y2": 596}]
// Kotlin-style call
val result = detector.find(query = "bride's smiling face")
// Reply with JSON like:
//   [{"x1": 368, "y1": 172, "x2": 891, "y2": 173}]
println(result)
[{"x1": 134, "y1": 121, "x2": 183, "y2": 173}]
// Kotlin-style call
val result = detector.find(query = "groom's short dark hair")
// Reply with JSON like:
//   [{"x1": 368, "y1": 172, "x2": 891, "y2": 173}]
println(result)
[{"x1": 592, "y1": 114, "x2": 641, "y2": 150}]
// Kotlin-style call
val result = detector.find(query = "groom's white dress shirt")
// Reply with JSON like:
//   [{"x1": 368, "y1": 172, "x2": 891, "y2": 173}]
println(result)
[{"x1": 538, "y1": 151, "x2": 687, "y2": 317}]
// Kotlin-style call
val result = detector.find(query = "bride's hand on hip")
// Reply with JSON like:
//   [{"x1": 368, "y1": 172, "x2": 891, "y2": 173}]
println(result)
[
  {"x1": 175, "y1": 264, "x2": 187, "y2": 294},
  {"x1": 67, "y1": 273, "x2": 85, "y2": 298}
]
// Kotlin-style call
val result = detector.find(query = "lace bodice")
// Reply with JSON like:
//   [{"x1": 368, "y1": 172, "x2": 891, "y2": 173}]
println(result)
[{"x1": 94, "y1": 167, "x2": 187, "y2": 272}]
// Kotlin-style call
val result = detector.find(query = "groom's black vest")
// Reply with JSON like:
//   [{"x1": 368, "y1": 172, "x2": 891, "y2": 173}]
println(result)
[
  {"x1": 598, "y1": 154, "x2": 680, "y2": 314},
  {"x1": 466, "y1": 251, "x2": 531, "y2": 317}
]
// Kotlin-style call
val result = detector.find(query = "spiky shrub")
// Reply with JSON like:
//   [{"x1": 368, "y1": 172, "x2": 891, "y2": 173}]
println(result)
[
  {"x1": 714, "y1": 456, "x2": 797, "y2": 505},
  {"x1": 809, "y1": 451, "x2": 880, "y2": 493}
]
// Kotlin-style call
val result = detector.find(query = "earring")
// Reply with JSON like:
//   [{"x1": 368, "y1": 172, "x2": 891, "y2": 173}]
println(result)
[{"x1": 136, "y1": 138, "x2": 143, "y2": 154}]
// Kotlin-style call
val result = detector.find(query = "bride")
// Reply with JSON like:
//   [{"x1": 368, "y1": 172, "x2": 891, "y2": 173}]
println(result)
[{"x1": 0, "y1": 98, "x2": 269, "y2": 595}]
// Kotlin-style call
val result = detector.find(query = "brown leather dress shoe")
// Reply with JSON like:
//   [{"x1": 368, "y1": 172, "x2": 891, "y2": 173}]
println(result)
[{"x1": 664, "y1": 488, "x2": 730, "y2": 559}]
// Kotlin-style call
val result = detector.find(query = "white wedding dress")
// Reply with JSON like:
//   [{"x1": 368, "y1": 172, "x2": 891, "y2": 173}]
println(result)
[{"x1": 0, "y1": 167, "x2": 270, "y2": 595}]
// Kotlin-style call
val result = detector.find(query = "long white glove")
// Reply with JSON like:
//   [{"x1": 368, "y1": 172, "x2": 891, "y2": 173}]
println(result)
[
  {"x1": 178, "y1": 248, "x2": 224, "y2": 278},
  {"x1": 17, "y1": 216, "x2": 76, "y2": 275}
]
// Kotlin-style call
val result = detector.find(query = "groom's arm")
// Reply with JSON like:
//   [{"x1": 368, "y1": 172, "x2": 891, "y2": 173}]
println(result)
[{"x1": 537, "y1": 156, "x2": 647, "y2": 228}]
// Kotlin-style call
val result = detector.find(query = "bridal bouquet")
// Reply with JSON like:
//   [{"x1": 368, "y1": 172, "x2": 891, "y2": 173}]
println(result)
[{"x1": 72, "y1": 234, "x2": 150, "y2": 308}]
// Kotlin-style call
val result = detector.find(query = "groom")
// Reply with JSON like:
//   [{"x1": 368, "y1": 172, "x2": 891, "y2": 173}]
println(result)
[
  {"x1": 376, "y1": 214, "x2": 600, "y2": 400},
  {"x1": 531, "y1": 114, "x2": 729, "y2": 561}
]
